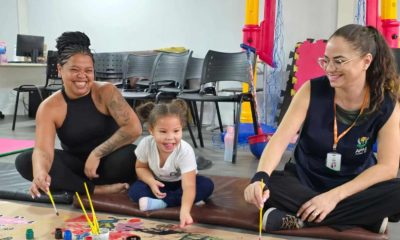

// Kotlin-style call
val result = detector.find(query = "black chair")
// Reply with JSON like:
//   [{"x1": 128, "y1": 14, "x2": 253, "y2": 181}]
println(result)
[
  {"x1": 12, "y1": 50, "x2": 62, "y2": 130},
  {"x1": 94, "y1": 52, "x2": 126, "y2": 85},
  {"x1": 177, "y1": 50, "x2": 259, "y2": 163},
  {"x1": 155, "y1": 55, "x2": 202, "y2": 102},
  {"x1": 122, "y1": 53, "x2": 159, "y2": 91},
  {"x1": 44, "y1": 51, "x2": 63, "y2": 92}
]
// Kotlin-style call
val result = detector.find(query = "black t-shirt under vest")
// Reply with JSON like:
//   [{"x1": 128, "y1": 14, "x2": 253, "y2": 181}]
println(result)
[
  {"x1": 56, "y1": 89, "x2": 119, "y2": 159},
  {"x1": 294, "y1": 76, "x2": 395, "y2": 192}
]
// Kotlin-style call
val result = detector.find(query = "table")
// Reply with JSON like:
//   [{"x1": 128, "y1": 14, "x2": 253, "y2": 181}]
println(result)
[{"x1": 0, "y1": 63, "x2": 46, "y2": 115}]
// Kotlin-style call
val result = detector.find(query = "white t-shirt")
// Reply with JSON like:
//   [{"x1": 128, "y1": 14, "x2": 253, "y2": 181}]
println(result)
[{"x1": 135, "y1": 135, "x2": 197, "y2": 182}]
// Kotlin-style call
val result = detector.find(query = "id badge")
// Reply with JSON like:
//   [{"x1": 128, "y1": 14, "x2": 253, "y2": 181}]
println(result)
[{"x1": 326, "y1": 152, "x2": 341, "y2": 171}]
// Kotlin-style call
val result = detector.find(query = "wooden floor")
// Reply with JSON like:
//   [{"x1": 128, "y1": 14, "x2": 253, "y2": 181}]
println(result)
[{"x1": 0, "y1": 115, "x2": 399, "y2": 240}]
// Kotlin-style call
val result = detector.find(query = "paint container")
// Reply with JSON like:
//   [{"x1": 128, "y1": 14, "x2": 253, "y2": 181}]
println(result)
[
  {"x1": 55, "y1": 228, "x2": 63, "y2": 239},
  {"x1": 126, "y1": 236, "x2": 141, "y2": 240},
  {"x1": 26, "y1": 228, "x2": 34, "y2": 240},
  {"x1": 91, "y1": 228, "x2": 109, "y2": 240},
  {"x1": 64, "y1": 230, "x2": 72, "y2": 240}
]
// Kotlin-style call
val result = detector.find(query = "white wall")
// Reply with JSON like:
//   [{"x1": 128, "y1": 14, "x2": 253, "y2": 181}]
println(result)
[
  {"x1": 282, "y1": 0, "x2": 337, "y2": 57},
  {"x1": 1, "y1": 0, "x2": 340, "y2": 123},
  {"x1": 3, "y1": 0, "x2": 339, "y2": 61},
  {"x1": 25, "y1": 0, "x2": 246, "y2": 58},
  {"x1": 0, "y1": 0, "x2": 19, "y2": 60}
]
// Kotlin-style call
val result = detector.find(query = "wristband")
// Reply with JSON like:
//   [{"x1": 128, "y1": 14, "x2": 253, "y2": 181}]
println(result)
[{"x1": 250, "y1": 171, "x2": 270, "y2": 189}]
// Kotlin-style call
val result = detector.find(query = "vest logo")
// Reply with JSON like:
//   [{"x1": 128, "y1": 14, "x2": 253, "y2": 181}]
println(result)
[{"x1": 355, "y1": 136, "x2": 369, "y2": 155}]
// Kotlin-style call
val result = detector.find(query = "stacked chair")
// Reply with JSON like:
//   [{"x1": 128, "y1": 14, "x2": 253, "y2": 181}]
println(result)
[
  {"x1": 94, "y1": 52, "x2": 126, "y2": 85},
  {"x1": 121, "y1": 51, "x2": 192, "y2": 107},
  {"x1": 155, "y1": 56, "x2": 203, "y2": 102},
  {"x1": 122, "y1": 53, "x2": 159, "y2": 91}
]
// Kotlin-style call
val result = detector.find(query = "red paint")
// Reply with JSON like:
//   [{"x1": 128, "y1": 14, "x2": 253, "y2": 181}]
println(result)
[
  {"x1": 65, "y1": 214, "x2": 94, "y2": 223},
  {"x1": 127, "y1": 218, "x2": 141, "y2": 223}
]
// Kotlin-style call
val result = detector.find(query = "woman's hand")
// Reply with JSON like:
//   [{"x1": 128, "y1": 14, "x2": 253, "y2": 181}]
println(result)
[
  {"x1": 84, "y1": 152, "x2": 100, "y2": 179},
  {"x1": 297, "y1": 191, "x2": 340, "y2": 223},
  {"x1": 179, "y1": 211, "x2": 194, "y2": 228},
  {"x1": 149, "y1": 180, "x2": 167, "y2": 199},
  {"x1": 30, "y1": 171, "x2": 51, "y2": 199},
  {"x1": 244, "y1": 181, "x2": 270, "y2": 209}
]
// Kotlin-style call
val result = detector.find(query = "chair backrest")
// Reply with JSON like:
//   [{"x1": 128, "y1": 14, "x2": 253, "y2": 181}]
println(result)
[
  {"x1": 94, "y1": 52, "x2": 125, "y2": 81},
  {"x1": 150, "y1": 51, "x2": 192, "y2": 89},
  {"x1": 200, "y1": 50, "x2": 254, "y2": 86},
  {"x1": 186, "y1": 57, "x2": 204, "y2": 80},
  {"x1": 123, "y1": 53, "x2": 159, "y2": 80},
  {"x1": 45, "y1": 50, "x2": 62, "y2": 89}
]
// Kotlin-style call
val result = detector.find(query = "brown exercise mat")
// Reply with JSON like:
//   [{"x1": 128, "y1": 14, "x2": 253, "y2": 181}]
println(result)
[{"x1": 73, "y1": 175, "x2": 388, "y2": 240}]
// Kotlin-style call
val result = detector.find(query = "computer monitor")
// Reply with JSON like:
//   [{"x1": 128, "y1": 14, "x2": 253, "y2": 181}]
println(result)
[{"x1": 16, "y1": 34, "x2": 44, "y2": 63}]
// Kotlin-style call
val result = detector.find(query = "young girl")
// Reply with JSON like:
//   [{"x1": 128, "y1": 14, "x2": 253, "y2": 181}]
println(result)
[{"x1": 128, "y1": 99, "x2": 214, "y2": 228}]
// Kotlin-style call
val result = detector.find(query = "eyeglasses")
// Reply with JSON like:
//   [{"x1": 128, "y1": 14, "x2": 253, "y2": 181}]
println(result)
[{"x1": 317, "y1": 56, "x2": 358, "y2": 70}]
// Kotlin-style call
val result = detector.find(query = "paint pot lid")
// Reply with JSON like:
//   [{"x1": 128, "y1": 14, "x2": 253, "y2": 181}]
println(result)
[
  {"x1": 26, "y1": 228, "x2": 34, "y2": 239},
  {"x1": 55, "y1": 228, "x2": 63, "y2": 239},
  {"x1": 126, "y1": 236, "x2": 141, "y2": 240},
  {"x1": 63, "y1": 229, "x2": 72, "y2": 240}
]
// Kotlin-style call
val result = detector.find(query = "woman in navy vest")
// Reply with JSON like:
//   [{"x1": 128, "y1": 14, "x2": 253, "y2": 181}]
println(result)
[{"x1": 245, "y1": 24, "x2": 400, "y2": 234}]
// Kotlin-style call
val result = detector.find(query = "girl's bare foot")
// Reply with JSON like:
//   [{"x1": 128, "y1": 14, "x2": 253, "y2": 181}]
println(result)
[{"x1": 94, "y1": 183, "x2": 129, "y2": 194}]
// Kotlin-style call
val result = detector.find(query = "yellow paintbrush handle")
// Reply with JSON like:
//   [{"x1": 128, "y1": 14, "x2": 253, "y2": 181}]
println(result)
[
  {"x1": 75, "y1": 192, "x2": 96, "y2": 234},
  {"x1": 47, "y1": 190, "x2": 59, "y2": 216},
  {"x1": 259, "y1": 179, "x2": 264, "y2": 239},
  {"x1": 84, "y1": 182, "x2": 99, "y2": 233}
]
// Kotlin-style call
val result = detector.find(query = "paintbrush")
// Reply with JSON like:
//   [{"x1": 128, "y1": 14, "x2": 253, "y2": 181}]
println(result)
[
  {"x1": 259, "y1": 179, "x2": 264, "y2": 240},
  {"x1": 75, "y1": 192, "x2": 97, "y2": 234},
  {"x1": 47, "y1": 190, "x2": 59, "y2": 216},
  {"x1": 84, "y1": 182, "x2": 99, "y2": 233}
]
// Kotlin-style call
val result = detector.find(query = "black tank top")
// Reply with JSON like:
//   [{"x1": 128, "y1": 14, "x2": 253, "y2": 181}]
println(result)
[
  {"x1": 294, "y1": 76, "x2": 395, "y2": 192},
  {"x1": 56, "y1": 88, "x2": 119, "y2": 158}
]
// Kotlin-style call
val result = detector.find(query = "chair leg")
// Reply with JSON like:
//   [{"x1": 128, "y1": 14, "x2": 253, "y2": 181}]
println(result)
[
  {"x1": 214, "y1": 102, "x2": 223, "y2": 133},
  {"x1": 195, "y1": 101, "x2": 204, "y2": 148},
  {"x1": 186, "y1": 119, "x2": 197, "y2": 148},
  {"x1": 232, "y1": 98, "x2": 243, "y2": 164},
  {"x1": 155, "y1": 92, "x2": 162, "y2": 103},
  {"x1": 199, "y1": 101, "x2": 203, "y2": 133},
  {"x1": 186, "y1": 100, "x2": 203, "y2": 148},
  {"x1": 211, "y1": 88, "x2": 223, "y2": 132},
  {"x1": 12, "y1": 89, "x2": 21, "y2": 131},
  {"x1": 189, "y1": 101, "x2": 197, "y2": 126},
  {"x1": 249, "y1": 97, "x2": 259, "y2": 133}
]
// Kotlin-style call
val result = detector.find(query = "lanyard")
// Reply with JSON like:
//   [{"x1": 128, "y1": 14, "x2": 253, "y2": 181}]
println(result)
[{"x1": 333, "y1": 87, "x2": 369, "y2": 151}]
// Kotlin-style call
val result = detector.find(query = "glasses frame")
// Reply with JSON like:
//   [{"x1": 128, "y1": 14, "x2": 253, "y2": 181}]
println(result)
[{"x1": 317, "y1": 56, "x2": 360, "y2": 70}]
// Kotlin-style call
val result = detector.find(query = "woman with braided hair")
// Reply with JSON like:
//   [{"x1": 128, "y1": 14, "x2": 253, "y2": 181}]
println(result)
[{"x1": 15, "y1": 31, "x2": 142, "y2": 196}]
